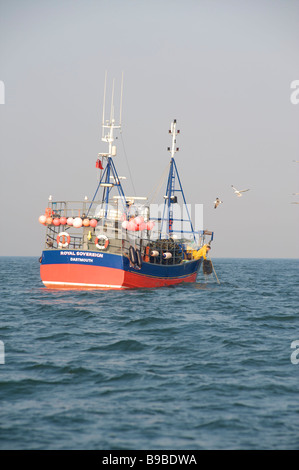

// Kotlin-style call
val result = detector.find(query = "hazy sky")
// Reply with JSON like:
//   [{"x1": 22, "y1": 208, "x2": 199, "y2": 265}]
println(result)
[{"x1": 0, "y1": 0, "x2": 298, "y2": 258}]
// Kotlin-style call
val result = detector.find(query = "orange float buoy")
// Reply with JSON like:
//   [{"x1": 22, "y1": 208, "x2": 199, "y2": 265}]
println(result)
[
  {"x1": 83, "y1": 218, "x2": 90, "y2": 227},
  {"x1": 146, "y1": 221, "x2": 155, "y2": 230},
  {"x1": 53, "y1": 218, "x2": 60, "y2": 226},
  {"x1": 89, "y1": 219, "x2": 97, "y2": 228},
  {"x1": 45, "y1": 208, "x2": 53, "y2": 217},
  {"x1": 134, "y1": 216, "x2": 144, "y2": 226},
  {"x1": 127, "y1": 220, "x2": 135, "y2": 231},
  {"x1": 60, "y1": 217, "x2": 67, "y2": 225},
  {"x1": 73, "y1": 217, "x2": 83, "y2": 228},
  {"x1": 46, "y1": 217, "x2": 53, "y2": 225}
]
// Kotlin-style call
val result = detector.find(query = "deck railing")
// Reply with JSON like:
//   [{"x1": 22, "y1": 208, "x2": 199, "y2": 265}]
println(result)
[{"x1": 43, "y1": 200, "x2": 212, "y2": 264}]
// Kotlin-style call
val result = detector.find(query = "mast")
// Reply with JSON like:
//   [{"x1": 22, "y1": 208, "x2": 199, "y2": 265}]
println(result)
[
  {"x1": 163, "y1": 120, "x2": 179, "y2": 237},
  {"x1": 101, "y1": 75, "x2": 121, "y2": 158},
  {"x1": 160, "y1": 120, "x2": 196, "y2": 241},
  {"x1": 88, "y1": 73, "x2": 127, "y2": 217}
]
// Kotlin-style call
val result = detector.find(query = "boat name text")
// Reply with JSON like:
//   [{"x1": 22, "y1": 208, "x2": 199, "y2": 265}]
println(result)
[
  {"x1": 60, "y1": 251, "x2": 104, "y2": 262},
  {"x1": 60, "y1": 251, "x2": 103, "y2": 258}
]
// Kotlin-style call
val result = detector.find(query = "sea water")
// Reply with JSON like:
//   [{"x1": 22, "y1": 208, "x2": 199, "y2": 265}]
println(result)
[{"x1": 0, "y1": 257, "x2": 298, "y2": 450}]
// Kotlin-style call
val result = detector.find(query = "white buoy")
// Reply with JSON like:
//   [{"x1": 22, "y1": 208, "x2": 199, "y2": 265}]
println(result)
[{"x1": 150, "y1": 250, "x2": 159, "y2": 257}]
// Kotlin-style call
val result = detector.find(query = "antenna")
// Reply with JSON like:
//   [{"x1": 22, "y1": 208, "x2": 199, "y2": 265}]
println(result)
[
  {"x1": 120, "y1": 71, "x2": 124, "y2": 126},
  {"x1": 110, "y1": 78, "x2": 115, "y2": 123},
  {"x1": 102, "y1": 71, "x2": 107, "y2": 139},
  {"x1": 100, "y1": 72, "x2": 123, "y2": 157}
]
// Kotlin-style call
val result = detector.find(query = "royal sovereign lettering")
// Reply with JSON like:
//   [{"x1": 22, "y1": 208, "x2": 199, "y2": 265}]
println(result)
[{"x1": 60, "y1": 250, "x2": 103, "y2": 258}]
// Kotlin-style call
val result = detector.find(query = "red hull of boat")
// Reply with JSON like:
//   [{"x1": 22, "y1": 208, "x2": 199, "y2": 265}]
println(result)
[{"x1": 40, "y1": 263, "x2": 198, "y2": 289}]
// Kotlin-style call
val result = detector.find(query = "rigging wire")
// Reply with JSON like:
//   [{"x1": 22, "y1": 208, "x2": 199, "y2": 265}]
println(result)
[
  {"x1": 119, "y1": 131, "x2": 137, "y2": 197},
  {"x1": 147, "y1": 162, "x2": 170, "y2": 204},
  {"x1": 211, "y1": 259, "x2": 220, "y2": 284}
]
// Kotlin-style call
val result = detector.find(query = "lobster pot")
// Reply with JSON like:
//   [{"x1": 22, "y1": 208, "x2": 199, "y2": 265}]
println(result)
[{"x1": 202, "y1": 259, "x2": 213, "y2": 275}]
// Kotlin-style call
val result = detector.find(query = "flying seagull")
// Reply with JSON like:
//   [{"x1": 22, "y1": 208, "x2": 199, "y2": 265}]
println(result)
[
  {"x1": 231, "y1": 185, "x2": 250, "y2": 197},
  {"x1": 214, "y1": 198, "x2": 223, "y2": 209}
]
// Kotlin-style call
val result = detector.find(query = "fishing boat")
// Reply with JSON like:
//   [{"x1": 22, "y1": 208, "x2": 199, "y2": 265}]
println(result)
[{"x1": 38, "y1": 80, "x2": 214, "y2": 289}]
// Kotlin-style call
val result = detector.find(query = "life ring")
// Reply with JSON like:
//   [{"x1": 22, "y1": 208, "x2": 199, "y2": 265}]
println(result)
[
  {"x1": 95, "y1": 234, "x2": 109, "y2": 250},
  {"x1": 57, "y1": 232, "x2": 71, "y2": 248}
]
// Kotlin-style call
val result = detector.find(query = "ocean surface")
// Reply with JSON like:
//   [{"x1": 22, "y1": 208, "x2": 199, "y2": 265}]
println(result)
[{"x1": 0, "y1": 257, "x2": 298, "y2": 450}]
